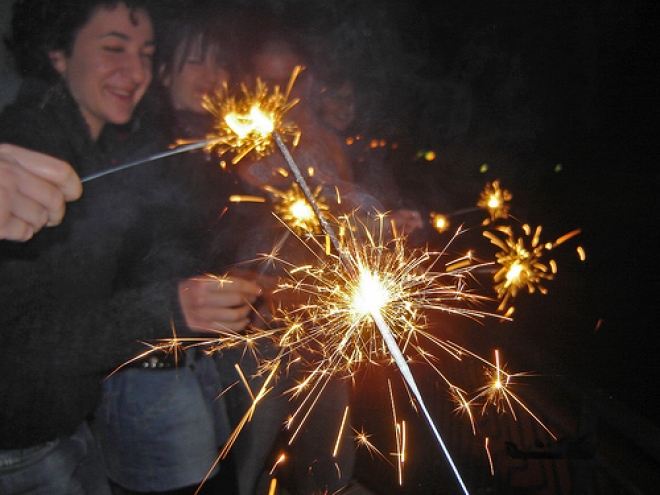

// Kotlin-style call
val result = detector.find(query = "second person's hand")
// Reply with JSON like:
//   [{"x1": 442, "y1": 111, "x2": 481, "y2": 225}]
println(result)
[{"x1": 178, "y1": 274, "x2": 262, "y2": 335}]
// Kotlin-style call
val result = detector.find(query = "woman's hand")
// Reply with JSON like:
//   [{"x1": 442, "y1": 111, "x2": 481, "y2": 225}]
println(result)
[
  {"x1": 0, "y1": 144, "x2": 82, "y2": 241},
  {"x1": 178, "y1": 274, "x2": 262, "y2": 335}
]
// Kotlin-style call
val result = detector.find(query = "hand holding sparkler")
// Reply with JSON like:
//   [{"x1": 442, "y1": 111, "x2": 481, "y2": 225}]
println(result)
[
  {"x1": 178, "y1": 274, "x2": 262, "y2": 335},
  {"x1": 0, "y1": 144, "x2": 82, "y2": 240}
]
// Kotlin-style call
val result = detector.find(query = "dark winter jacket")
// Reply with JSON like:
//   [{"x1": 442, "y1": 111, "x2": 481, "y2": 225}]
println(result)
[
  {"x1": 0, "y1": 79, "x2": 196, "y2": 449},
  {"x1": 154, "y1": 107, "x2": 251, "y2": 271}
]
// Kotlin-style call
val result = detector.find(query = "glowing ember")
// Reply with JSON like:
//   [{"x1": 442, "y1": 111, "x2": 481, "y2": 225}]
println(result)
[
  {"x1": 430, "y1": 212, "x2": 450, "y2": 234},
  {"x1": 477, "y1": 180, "x2": 512, "y2": 224},
  {"x1": 484, "y1": 223, "x2": 581, "y2": 311}
]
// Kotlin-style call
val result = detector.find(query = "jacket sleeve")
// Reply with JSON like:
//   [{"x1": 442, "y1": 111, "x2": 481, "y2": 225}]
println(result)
[{"x1": 0, "y1": 101, "x2": 199, "y2": 375}]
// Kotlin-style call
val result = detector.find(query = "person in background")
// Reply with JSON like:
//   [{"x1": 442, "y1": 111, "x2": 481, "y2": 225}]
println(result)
[
  {"x1": 309, "y1": 73, "x2": 425, "y2": 238},
  {"x1": 146, "y1": 7, "x2": 327, "y2": 495},
  {"x1": 224, "y1": 15, "x2": 359, "y2": 495},
  {"x1": 236, "y1": 22, "x2": 422, "y2": 241},
  {"x1": 0, "y1": 143, "x2": 82, "y2": 241},
  {"x1": 0, "y1": 1, "x2": 259, "y2": 494}
]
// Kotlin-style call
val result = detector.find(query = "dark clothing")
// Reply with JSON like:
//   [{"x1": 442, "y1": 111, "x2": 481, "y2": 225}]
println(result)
[
  {"x1": 0, "y1": 79, "x2": 194, "y2": 449},
  {"x1": 159, "y1": 109, "x2": 248, "y2": 270}
]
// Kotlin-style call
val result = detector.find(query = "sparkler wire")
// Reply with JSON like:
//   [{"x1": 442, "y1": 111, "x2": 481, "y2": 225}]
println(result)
[
  {"x1": 371, "y1": 310, "x2": 471, "y2": 495},
  {"x1": 272, "y1": 132, "x2": 342, "y2": 255},
  {"x1": 81, "y1": 139, "x2": 214, "y2": 183},
  {"x1": 448, "y1": 206, "x2": 481, "y2": 217},
  {"x1": 271, "y1": 130, "x2": 471, "y2": 492}
]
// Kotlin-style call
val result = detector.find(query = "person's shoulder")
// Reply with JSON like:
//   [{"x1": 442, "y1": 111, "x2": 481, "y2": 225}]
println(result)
[{"x1": 0, "y1": 80, "x2": 77, "y2": 152}]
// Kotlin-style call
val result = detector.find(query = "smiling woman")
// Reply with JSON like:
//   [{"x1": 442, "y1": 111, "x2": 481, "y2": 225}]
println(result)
[
  {"x1": 47, "y1": 5, "x2": 155, "y2": 139},
  {"x1": 0, "y1": 1, "x2": 203, "y2": 494},
  {"x1": 7, "y1": 1, "x2": 155, "y2": 141}
]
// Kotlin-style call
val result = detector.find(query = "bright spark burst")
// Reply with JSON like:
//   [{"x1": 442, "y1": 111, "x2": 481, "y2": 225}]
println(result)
[
  {"x1": 432, "y1": 342, "x2": 558, "y2": 443},
  {"x1": 264, "y1": 182, "x2": 328, "y2": 235},
  {"x1": 483, "y1": 223, "x2": 581, "y2": 312},
  {"x1": 477, "y1": 180, "x2": 512, "y2": 224},
  {"x1": 354, "y1": 427, "x2": 391, "y2": 464},
  {"x1": 260, "y1": 212, "x2": 501, "y2": 494},
  {"x1": 193, "y1": 68, "x2": 303, "y2": 164},
  {"x1": 470, "y1": 349, "x2": 556, "y2": 440},
  {"x1": 270, "y1": 213, "x2": 493, "y2": 378}
]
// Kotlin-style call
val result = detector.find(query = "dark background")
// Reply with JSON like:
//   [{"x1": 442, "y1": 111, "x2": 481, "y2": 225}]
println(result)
[
  {"x1": 301, "y1": 0, "x2": 657, "y2": 425},
  {"x1": 404, "y1": 1, "x2": 660, "y2": 422},
  {"x1": 393, "y1": 0, "x2": 658, "y2": 426},
  {"x1": 1, "y1": 0, "x2": 657, "y2": 491}
]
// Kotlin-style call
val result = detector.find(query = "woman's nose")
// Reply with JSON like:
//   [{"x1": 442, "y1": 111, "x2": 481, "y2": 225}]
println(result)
[{"x1": 123, "y1": 52, "x2": 151, "y2": 85}]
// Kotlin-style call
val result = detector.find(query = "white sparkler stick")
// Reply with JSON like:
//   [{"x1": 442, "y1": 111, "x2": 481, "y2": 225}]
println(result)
[
  {"x1": 82, "y1": 139, "x2": 214, "y2": 183},
  {"x1": 272, "y1": 132, "x2": 342, "y2": 255},
  {"x1": 371, "y1": 310, "x2": 471, "y2": 495}
]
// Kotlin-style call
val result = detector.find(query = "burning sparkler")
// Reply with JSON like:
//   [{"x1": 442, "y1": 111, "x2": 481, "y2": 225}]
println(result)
[
  {"x1": 430, "y1": 212, "x2": 451, "y2": 234},
  {"x1": 260, "y1": 212, "x2": 502, "y2": 494},
  {"x1": 263, "y1": 182, "x2": 328, "y2": 235},
  {"x1": 484, "y1": 223, "x2": 582, "y2": 314},
  {"x1": 477, "y1": 180, "x2": 511, "y2": 225},
  {"x1": 430, "y1": 180, "x2": 512, "y2": 234},
  {"x1": 81, "y1": 68, "x2": 304, "y2": 182},
  {"x1": 199, "y1": 71, "x2": 302, "y2": 163}
]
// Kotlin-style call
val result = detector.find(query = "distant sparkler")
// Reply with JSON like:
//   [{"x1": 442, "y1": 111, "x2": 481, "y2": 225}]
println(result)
[
  {"x1": 484, "y1": 223, "x2": 582, "y2": 313},
  {"x1": 430, "y1": 212, "x2": 451, "y2": 234},
  {"x1": 430, "y1": 180, "x2": 511, "y2": 234},
  {"x1": 264, "y1": 182, "x2": 328, "y2": 235},
  {"x1": 478, "y1": 180, "x2": 511, "y2": 225}
]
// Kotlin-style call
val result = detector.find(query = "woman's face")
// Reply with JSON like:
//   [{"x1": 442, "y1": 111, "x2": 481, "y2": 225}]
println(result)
[
  {"x1": 162, "y1": 38, "x2": 229, "y2": 114},
  {"x1": 50, "y1": 3, "x2": 155, "y2": 140}
]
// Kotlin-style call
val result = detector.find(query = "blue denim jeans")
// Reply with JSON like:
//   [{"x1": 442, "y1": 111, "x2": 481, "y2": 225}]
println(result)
[
  {"x1": 94, "y1": 352, "x2": 229, "y2": 492},
  {"x1": 0, "y1": 421, "x2": 111, "y2": 495}
]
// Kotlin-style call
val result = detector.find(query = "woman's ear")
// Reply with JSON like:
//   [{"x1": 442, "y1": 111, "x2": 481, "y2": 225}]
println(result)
[{"x1": 48, "y1": 50, "x2": 67, "y2": 75}]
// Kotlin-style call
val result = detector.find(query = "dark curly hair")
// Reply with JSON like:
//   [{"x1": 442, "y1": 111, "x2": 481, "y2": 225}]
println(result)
[{"x1": 6, "y1": 0, "x2": 168, "y2": 82}]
